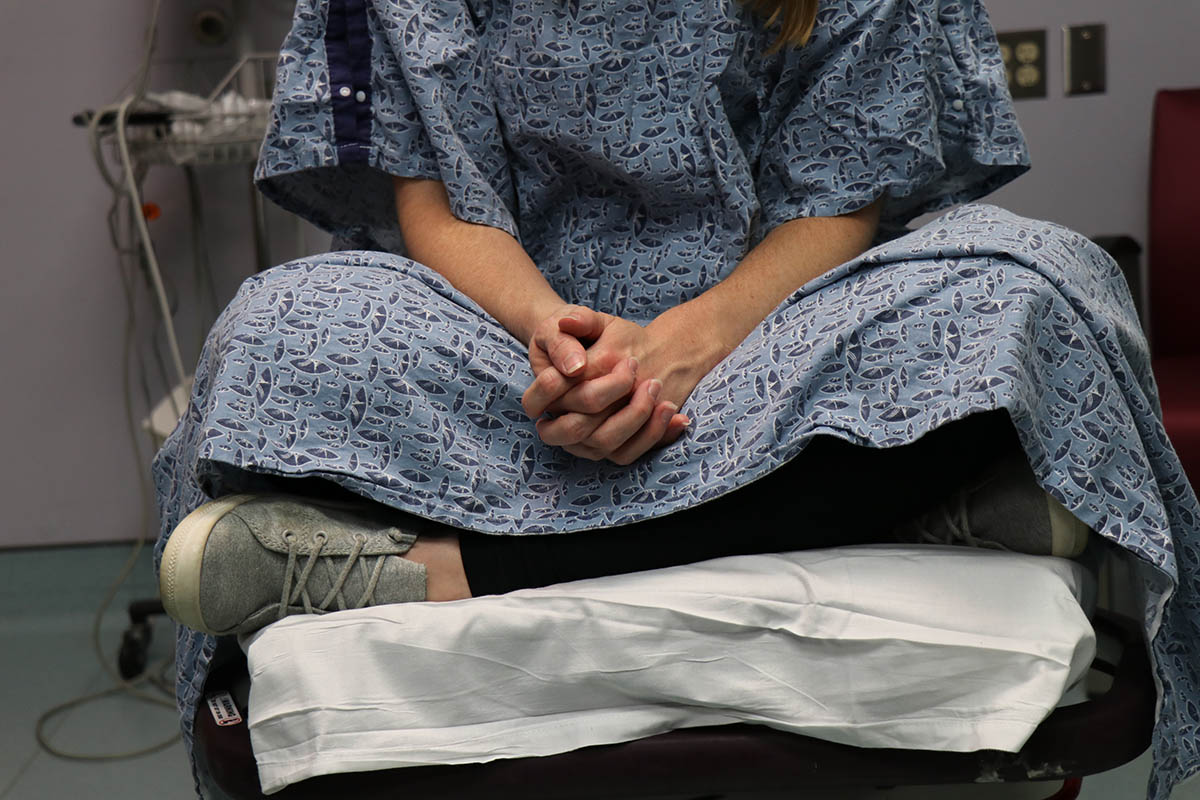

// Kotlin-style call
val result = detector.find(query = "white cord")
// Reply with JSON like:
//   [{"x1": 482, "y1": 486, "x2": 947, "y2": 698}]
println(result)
[
  {"x1": 115, "y1": 93, "x2": 189, "y2": 393},
  {"x1": 33, "y1": 0, "x2": 187, "y2": 763}
]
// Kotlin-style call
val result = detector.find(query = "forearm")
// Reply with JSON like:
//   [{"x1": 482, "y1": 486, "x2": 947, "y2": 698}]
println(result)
[
  {"x1": 393, "y1": 176, "x2": 563, "y2": 344},
  {"x1": 660, "y1": 200, "x2": 883, "y2": 372}
]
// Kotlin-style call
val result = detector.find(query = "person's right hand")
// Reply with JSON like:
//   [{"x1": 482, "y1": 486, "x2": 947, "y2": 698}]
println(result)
[{"x1": 525, "y1": 307, "x2": 689, "y2": 464}]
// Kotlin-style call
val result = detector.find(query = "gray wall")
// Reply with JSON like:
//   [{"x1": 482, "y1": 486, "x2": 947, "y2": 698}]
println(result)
[
  {"x1": 2, "y1": 0, "x2": 1198, "y2": 548},
  {"x1": 979, "y1": 0, "x2": 1200, "y2": 246},
  {"x1": 0, "y1": 1, "x2": 310, "y2": 548}
]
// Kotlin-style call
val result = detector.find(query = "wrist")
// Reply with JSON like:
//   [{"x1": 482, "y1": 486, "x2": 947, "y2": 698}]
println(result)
[
  {"x1": 650, "y1": 301, "x2": 736, "y2": 377},
  {"x1": 514, "y1": 295, "x2": 570, "y2": 348}
]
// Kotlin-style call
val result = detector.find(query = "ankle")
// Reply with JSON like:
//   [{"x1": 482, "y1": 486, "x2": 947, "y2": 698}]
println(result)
[{"x1": 405, "y1": 532, "x2": 473, "y2": 601}]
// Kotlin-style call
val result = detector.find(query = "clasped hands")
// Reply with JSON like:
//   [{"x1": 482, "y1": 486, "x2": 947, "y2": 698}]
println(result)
[{"x1": 522, "y1": 304, "x2": 710, "y2": 464}]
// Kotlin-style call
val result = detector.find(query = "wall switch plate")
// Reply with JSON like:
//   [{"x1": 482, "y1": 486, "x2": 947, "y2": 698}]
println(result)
[
  {"x1": 996, "y1": 29, "x2": 1048, "y2": 100},
  {"x1": 1064, "y1": 24, "x2": 1107, "y2": 95}
]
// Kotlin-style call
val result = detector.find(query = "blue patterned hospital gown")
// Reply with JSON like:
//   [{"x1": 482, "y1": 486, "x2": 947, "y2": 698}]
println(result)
[{"x1": 151, "y1": 0, "x2": 1200, "y2": 796}]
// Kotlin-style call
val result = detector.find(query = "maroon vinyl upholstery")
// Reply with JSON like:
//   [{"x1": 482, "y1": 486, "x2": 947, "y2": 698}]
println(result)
[
  {"x1": 1156, "y1": 355, "x2": 1200, "y2": 484},
  {"x1": 1149, "y1": 88, "x2": 1200, "y2": 485}
]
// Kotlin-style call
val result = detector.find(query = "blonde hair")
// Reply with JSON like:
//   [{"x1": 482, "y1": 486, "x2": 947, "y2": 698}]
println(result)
[{"x1": 741, "y1": 0, "x2": 820, "y2": 52}]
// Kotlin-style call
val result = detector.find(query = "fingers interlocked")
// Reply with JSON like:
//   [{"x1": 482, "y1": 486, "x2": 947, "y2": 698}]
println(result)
[{"x1": 542, "y1": 377, "x2": 679, "y2": 465}]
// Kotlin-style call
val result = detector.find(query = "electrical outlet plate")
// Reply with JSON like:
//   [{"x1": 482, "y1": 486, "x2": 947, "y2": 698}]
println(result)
[
  {"x1": 1064, "y1": 24, "x2": 1107, "y2": 95},
  {"x1": 996, "y1": 29, "x2": 1048, "y2": 100}
]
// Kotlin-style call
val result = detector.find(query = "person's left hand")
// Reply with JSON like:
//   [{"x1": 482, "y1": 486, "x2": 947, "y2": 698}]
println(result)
[{"x1": 523, "y1": 308, "x2": 721, "y2": 463}]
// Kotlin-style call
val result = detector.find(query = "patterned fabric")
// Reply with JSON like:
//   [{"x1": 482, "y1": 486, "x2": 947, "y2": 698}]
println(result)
[
  {"x1": 151, "y1": 0, "x2": 1200, "y2": 798},
  {"x1": 255, "y1": 0, "x2": 1029, "y2": 290}
]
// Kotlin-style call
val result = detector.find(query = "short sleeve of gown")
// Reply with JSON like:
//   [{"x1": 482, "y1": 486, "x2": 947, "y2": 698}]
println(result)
[
  {"x1": 753, "y1": 0, "x2": 1030, "y2": 234},
  {"x1": 255, "y1": 0, "x2": 517, "y2": 252}
]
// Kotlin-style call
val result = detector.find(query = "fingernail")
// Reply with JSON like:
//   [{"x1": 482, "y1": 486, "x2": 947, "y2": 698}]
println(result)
[
  {"x1": 565, "y1": 356, "x2": 584, "y2": 374},
  {"x1": 648, "y1": 379, "x2": 662, "y2": 401},
  {"x1": 628, "y1": 357, "x2": 639, "y2": 375},
  {"x1": 660, "y1": 401, "x2": 676, "y2": 421}
]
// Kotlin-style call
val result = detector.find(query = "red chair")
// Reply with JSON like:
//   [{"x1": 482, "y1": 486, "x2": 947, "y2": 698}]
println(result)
[
  {"x1": 194, "y1": 608, "x2": 1153, "y2": 800},
  {"x1": 1149, "y1": 88, "x2": 1200, "y2": 486}
]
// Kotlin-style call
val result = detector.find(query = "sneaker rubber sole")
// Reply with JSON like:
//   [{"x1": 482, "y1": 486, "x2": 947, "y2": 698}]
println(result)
[
  {"x1": 1046, "y1": 492, "x2": 1091, "y2": 558},
  {"x1": 160, "y1": 494, "x2": 256, "y2": 634}
]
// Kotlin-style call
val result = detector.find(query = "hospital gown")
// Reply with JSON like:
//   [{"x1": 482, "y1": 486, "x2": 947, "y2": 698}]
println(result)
[{"x1": 151, "y1": 0, "x2": 1200, "y2": 796}]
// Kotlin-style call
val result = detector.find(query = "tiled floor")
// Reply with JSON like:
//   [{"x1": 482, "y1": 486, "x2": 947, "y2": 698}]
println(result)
[
  {"x1": 0, "y1": 544, "x2": 194, "y2": 799},
  {"x1": 0, "y1": 544, "x2": 1196, "y2": 800}
]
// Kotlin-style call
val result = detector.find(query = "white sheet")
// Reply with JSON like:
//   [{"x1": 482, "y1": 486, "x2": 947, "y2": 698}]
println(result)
[{"x1": 241, "y1": 545, "x2": 1095, "y2": 794}]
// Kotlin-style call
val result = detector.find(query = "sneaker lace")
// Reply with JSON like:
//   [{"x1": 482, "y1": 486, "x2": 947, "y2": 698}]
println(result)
[
  {"x1": 279, "y1": 530, "x2": 388, "y2": 617},
  {"x1": 911, "y1": 493, "x2": 1009, "y2": 552}
]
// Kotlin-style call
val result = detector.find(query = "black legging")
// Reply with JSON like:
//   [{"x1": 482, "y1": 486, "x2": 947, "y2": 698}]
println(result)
[{"x1": 457, "y1": 409, "x2": 1022, "y2": 595}]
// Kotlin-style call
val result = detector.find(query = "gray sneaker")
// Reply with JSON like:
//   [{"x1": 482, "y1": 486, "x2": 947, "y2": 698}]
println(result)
[
  {"x1": 894, "y1": 451, "x2": 1090, "y2": 557},
  {"x1": 159, "y1": 494, "x2": 427, "y2": 636}
]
